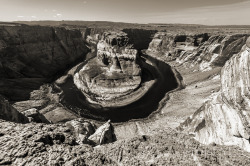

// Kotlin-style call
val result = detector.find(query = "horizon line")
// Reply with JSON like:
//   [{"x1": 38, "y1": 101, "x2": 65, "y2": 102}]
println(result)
[{"x1": 2, "y1": 20, "x2": 250, "y2": 27}]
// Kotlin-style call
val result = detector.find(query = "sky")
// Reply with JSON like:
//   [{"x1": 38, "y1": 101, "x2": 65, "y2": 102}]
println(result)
[{"x1": 0, "y1": 0, "x2": 250, "y2": 25}]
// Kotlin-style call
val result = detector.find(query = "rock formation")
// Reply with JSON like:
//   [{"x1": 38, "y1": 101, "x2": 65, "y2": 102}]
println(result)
[
  {"x1": 74, "y1": 31, "x2": 143, "y2": 107},
  {"x1": 88, "y1": 120, "x2": 115, "y2": 145},
  {"x1": 179, "y1": 37, "x2": 250, "y2": 152},
  {"x1": 0, "y1": 95, "x2": 29, "y2": 123},
  {"x1": 65, "y1": 119, "x2": 115, "y2": 145},
  {"x1": 23, "y1": 108, "x2": 50, "y2": 123}
]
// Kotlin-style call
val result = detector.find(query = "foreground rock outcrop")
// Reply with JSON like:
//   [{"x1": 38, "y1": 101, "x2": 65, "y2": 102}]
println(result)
[
  {"x1": 0, "y1": 95, "x2": 29, "y2": 123},
  {"x1": 0, "y1": 25, "x2": 89, "y2": 101},
  {"x1": 179, "y1": 37, "x2": 250, "y2": 152},
  {"x1": 66, "y1": 119, "x2": 115, "y2": 145},
  {"x1": 0, "y1": 119, "x2": 249, "y2": 165},
  {"x1": 0, "y1": 119, "x2": 117, "y2": 165}
]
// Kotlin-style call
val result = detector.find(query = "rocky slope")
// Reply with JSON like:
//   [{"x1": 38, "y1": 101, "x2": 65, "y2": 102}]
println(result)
[
  {"x1": 0, "y1": 25, "x2": 89, "y2": 101},
  {"x1": 179, "y1": 37, "x2": 250, "y2": 152},
  {"x1": 0, "y1": 119, "x2": 249, "y2": 165},
  {"x1": 0, "y1": 118, "x2": 117, "y2": 165}
]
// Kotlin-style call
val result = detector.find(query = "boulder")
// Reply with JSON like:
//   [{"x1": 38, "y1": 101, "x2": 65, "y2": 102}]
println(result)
[
  {"x1": 23, "y1": 108, "x2": 50, "y2": 123},
  {"x1": 0, "y1": 95, "x2": 29, "y2": 123},
  {"x1": 66, "y1": 119, "x2": 96, "y2": 144},
  {"x1": 88, "y1": 120, "x2": 115, "y2": 145}
]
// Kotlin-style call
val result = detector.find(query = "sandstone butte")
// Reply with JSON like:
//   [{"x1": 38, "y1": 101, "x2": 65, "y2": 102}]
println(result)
[
  {"x1": 0, "y1": 23, "x2": 250, "y2": 165},
  {"x1": 73, "y1": 31, "x2": 144, "y2": 107}
]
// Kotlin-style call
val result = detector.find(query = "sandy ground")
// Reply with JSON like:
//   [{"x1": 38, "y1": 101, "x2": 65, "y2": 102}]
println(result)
[{"x1": 114, "y1": 62, "x2": 222, "y2": 140}]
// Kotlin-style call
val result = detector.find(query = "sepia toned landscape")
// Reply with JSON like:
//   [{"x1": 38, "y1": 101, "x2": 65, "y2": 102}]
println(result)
[{"x1": 1, "y1": 0, "x2": 250, "y2": 165}]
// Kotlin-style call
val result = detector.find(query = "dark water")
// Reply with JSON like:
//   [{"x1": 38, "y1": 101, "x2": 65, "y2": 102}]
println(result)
[{"x1": 60, "y1": 54, "x2": 178, "y2": 122}]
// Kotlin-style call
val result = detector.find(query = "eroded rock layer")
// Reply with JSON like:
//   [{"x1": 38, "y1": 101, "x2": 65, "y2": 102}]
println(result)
[
  {"x1": 179, "y1": 38, "x2": 250, "y2": 152},
  {"x1": 74, "y1": 31, "x2": 143, "y2": 107}
]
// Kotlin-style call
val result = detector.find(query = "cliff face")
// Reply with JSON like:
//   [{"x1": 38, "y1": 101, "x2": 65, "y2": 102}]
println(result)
[
  {"x1": 82, "y1": 28, "x2": 108, "y2": 44},
  {"x1": 0, "y1": 25, "x2": 89, "y2": 100},
  {"x1": 147, "y1": 32, "x2": 209, "y2": 61},
  {"x1": 179, "y1": 38, "x2": 250, "y2": 152},
  {"x1": 177, "y1": 34, "x2": 249, "y2": 71},
  {"x1": 122, "y1": 29, "x2": 157, "y2": 51},
  {"x1": 147, "y1": 32, "x2": 249, "y2": 72}
]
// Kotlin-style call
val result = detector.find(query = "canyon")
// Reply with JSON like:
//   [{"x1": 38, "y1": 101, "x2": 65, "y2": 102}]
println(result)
[{"x1": 0, "y1": 21, "x2": 250, "y2": 165}]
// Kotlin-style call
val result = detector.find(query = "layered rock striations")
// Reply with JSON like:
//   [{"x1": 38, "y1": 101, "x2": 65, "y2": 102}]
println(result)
[
  {"x1": 0, "y1": 25, "x2": 89, "y2": 100},
  {"x1": 74, "y1": 31, "x2": 144, "y2": 107},
  {"x1": 147, "y1": 32, "x2": 249, "y2": 72},
  {"x1": 179, "y1": 37, "x2": 250, "y2": 152},
  {"x1": 147, "y1": 32, "x2": 209, "y2": 61},
  {"x1": 177, "y1": 34, "x2": 249, "y2": 71}
]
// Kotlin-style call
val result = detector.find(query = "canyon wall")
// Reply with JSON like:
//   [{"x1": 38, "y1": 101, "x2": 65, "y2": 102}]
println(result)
[
  {"x1": 147, "y1": 32, "x2": 209, "y2": 61},
  {"x1": 177, "y1": 34, "x2": 249, "y2": 71},
  {"x1": 147, "y1": 32, "x2": 249, "y2": 72},
  {"x1": 179, "y1": 37, "x2": 250, "y2": 152},
  {"x1": 122, "y1": 29, "x2": 157, "y2": 50},
  {"x1": 0, "y1": 25, "x2": 89, "y2": 100},
  {"x1": 81, "y1": 27, "x2": 109, "y2": 44}
]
